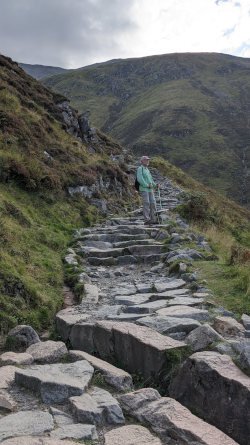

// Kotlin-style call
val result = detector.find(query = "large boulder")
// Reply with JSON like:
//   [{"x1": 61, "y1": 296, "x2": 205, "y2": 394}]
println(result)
[
  {"x1": 0, "y1": 411, "x2": 54, "y2": 442},
  {"x1": 70, "y1": 386, "x2": 125, "y2": 427},
  {"x1": 26, "y1": 340, "x2": 68, "y2": 363},
  {"x1": 7, "y1": 325, "x2": 40, "y2": 349},
  {"x1": 213, "y1": 316, "x2": 245, "y2": 337},
  {"x1": 118, "y1": 388, "x2": 237, "y2": 445},
  {"x1": 15, "y1": 360, "x2": 94, "y2": 404},
  {"x1": 169, "y1": 351, "x2": 250, "y2": 444},
  {"x1": 185, "y1": 324, "x2": 224, "y2": 351}
]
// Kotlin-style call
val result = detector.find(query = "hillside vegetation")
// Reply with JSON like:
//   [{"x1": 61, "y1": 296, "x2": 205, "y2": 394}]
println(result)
[
  {"x1": 0, "y1": 55, "x2": 136, "y2": 337},
  {"x1": 43, "y1": 52, "x2": 250, "y2": 208},
  {"x1": 151, "y1": 157, "x2": 250, "y2": 315}
]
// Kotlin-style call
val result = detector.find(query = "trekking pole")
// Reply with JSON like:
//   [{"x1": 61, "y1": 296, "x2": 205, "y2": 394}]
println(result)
[{"x1": 158, "y1": 186, "x2": 162, "y2": 210}]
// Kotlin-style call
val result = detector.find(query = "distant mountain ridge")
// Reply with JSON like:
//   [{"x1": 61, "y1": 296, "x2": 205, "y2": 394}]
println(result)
[
  {"x1": 18, "y1": 58, "x2": 123, "y2": 80},
  {"x1": 42, "y1": 52, "x2": 250, "y2": 208}
]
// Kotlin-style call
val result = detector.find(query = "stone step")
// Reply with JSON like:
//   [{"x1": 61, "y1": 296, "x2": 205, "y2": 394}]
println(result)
[
  {"x1": 118, "y1": 388, "x2": 238, "y2": 445},
  {"x1": 169, "y1": 351, "x2": 250, "y2": 445},
  {"x1": 125, "y1": 244, "x2": 164, "y2": 256},
  {"x1": 87, "y1": 253, "x2": 165, "y2": 266},
  {"x1": 68, "y1": 321, "x2": 188, "y2": 383},
  {"x1": 113, "y1": 239, "x2": 161, "y2": 248},
  {"x1": 124, "y1": 299, "x2": 170, "y2": 314},
  {"x1": 85, "y1": 244, "x2": 163, "y2": 259},
  {"x1": 137, "y1": 315, "x2": 201, "y2": 334},
  {"x1": 86, "y1": 247, "x2": 124, "y2": 258},
  {"x1": 83, "y1": 233, "x2": 150, "y2": 242},
  {"x1": 104, "y1": 425, "x2": 162, "y2": 445},
  {"x1": 15, "y1": 360, "x2": 94, "y2": 404},
  {"x1": 70, "y1": 386, "x2": 125, "y2": 427}
]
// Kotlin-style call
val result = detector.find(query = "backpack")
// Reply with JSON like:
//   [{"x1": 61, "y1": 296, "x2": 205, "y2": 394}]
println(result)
[
  {"x1": 135, "y1": 166, "x2": 144, "y2": 191},
  {"x1": 134, "y1": 177, "x2": 140, "y2": 191}
]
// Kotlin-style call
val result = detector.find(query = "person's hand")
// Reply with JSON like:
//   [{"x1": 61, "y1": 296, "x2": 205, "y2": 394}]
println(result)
[
  {"x1": 149, "y1": 184, "x2": 153, "y2": 189},
  {"x1": 156, "y1": 183, "x2": 159, "y2": 188}
]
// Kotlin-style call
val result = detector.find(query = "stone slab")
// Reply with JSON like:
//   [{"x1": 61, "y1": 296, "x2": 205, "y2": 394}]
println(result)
[
  {"x1": 56, "y1": 308, "x2": 90, "y2": 341},
  {"x1": 0, "y1": 411, "x2": 54, "y2": 442},
  {"x1": 137, "y1": 315, "x2": 200, "y2": 334},
  {"x1": 0, "y1": 366, "x2": 17, "y2": 389},
  {"x1": 0, "y1": 352, "x2": 33, "y2": 366},
  {"x1": 156, "y1": 305, "x2": 210, "y2": 321},
  {"x1": 153, "y1": 279, "x2": 186, "y2": 293},
  {"x1": 213, "y1": 316, "x2": 245, "y2": 337},
  {"x1": 68, "y1": 350, "x2": 133, "y2": 391},
  {"x1": 119, "y1": 389, "x2": 238, "y2": 445},
  {"x1": 70, "y1": 386, "x2": 125, "y2": 426},
  {"x1": 26, "y1": 340, "x2": 68, "y2": 363},
  {"x1": 156, "y1": 297, "x2": 204, "y2": 308},
  {"x1": 185, "y1": 324, "x2": 224, "y2": 351},
  {"x1": 104, "y1": 424, "x2": 162, "y2": 445},
  {"x1": 49, "y1": 407, "x2": 73, "y2": 425},
  {"x1": 1, "y1": 437, "x2": 77, "y2": 445},
  {"x1": 169, "y1": 351, "x2": 250, "y2": 444},
  {"x1": 15, "y1": 360, "x2": 94, "y2": 404},
  {"x1": 50, "y1": 423, "x2": 98, "y2": 440},
  {"x1": 83, "y1": 283, "x2": 99, "y2": 303},
  {"x1": 124, "y1": 300, "x2": 169, "y2": 314}
]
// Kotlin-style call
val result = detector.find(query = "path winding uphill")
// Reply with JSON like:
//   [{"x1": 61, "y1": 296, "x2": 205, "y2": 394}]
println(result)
[{"x1": 0, "y1": 166, "x2": 250, "y2": 444}]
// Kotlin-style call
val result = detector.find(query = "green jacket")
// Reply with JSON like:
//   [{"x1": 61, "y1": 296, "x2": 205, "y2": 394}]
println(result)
[{"x1": 137, "y1": 166, "x2": 156, "y2": 192}]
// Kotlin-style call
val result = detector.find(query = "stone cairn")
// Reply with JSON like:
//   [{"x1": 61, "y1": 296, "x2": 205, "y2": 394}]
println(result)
[{"x1": 0, "y1": 164, "x2": 249, "y2": 445}]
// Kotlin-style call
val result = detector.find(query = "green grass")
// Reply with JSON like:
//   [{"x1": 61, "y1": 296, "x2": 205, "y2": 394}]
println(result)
[
  {"x1": 0, "y1": 55, "x2": 137, "y2": 341},
  {"x1": 43, "y1": 52, "x2": 250, "y2": 207}
]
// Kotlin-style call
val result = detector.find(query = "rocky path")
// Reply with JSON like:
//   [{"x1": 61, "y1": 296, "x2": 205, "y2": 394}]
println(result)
[{"x1": 0, "y1": 166, "x2": 249, "y2": 444}]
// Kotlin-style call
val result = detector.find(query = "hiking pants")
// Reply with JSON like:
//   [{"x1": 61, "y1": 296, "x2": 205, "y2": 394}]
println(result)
[{"x1": 141, "y1": 191, "x2": 156, "y2": 222}]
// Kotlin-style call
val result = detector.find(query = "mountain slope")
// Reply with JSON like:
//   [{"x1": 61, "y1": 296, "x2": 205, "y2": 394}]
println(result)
[
  {"x1": 43, "y1": 52, "x2": 250, "y2": 208},
  {"x1": 0, "y1": 55, "x2": 136, "y2": 337},
  {"x1": 18, "y1": 63, "x2": 68, "y2": 79}
]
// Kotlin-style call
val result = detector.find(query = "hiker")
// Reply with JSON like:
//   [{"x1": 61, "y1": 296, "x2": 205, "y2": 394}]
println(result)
[{"x1": 137, "y1": 156, "x2": 159, "y2": 224}]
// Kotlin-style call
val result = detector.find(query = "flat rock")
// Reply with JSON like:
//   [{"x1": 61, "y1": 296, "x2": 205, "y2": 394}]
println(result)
[
  {"x1": 7, "y1": 325, "x2": 40, "y2": 349},
  {"x1": 56, "y1": 308, "x2": 90, "y2": 341},
  {"x1": 49, "y1": 407, "x2": 73, "y2": 425},
  {"x1": 26, "y1": 340, "x2": 68, "y2": 363},
  {"x1": 156, "y1": 305, "x2": 210, "y2": 321},
  {"x1": 0, "y1": 411, "x2": 54, "y2": 442},
  {"x1": 68, "y1": 350, "x2": 133, "y2": 391},
  {"x1": 118, "y1": 388, "x2": 238, "y2": 445},
  {"x1": 90, "y1": 304, "x2": 123, "y2": 319},
  {"x1": 153, "y1": 279, "x2": 186, "y2": 293},
  {"x1": 0, "y1": 366, "x2": 17, "y2": 389},
  {"x1": 156, "y1": 296, "x2": 204, "y2": 308},
  {"x1": 0, "y1": 352, "x2": 33, "y2": 366},
  {"x1": 50, "y1": 423, "x2": 98, "y2": 440},
  {"x1": 150, "y1": 288, "x2": 190, "y2": 300},
  {"x1": 1, "y1": 438, "x2": 76, "y2": 445},
  {"x1": 185, "y1": 324, "x2": 224, "y2": 351},
  {"x1": 114, "y1": 294, "x2": 151, "y2": 305},
  {"x1": 169, "y1": 351, "x2": 250, "y2": 444},
  {"x1": 213, "y1": 316, "x2": 245, "y2": 337},
  {"x1": 241, "y1": 313, "x2": 250, "y2": 330},
  {"x1": 111, "y1": 285, "x2": 137, "y2": 296},
  {"x1": 0, "y1": 392, "x2": 17, "y2": 412},
  {"x1": 104, "y1": 424, "x2": 162, "y2": 445},
  {"x1": 83, "y1": 283, "x2": 99, "y2": 303},
  {"x1": 15, "y1": 360, "x2": 94, "y2": 404},
  {"x1": 136, "y1": 282, "x2": 153, "y2": 293},
  {"x1": 107, "y1": 313, "x2": 149, "y2": 321},
  {"x1": 124, "y1": 300, "x2": 169, "y2": 314},
  {"x1": 70, "y1": 386, "x2": 125, "y2": 426},
  {"x1": 238, "y1": 342, "x2": 250, "y2": 372},
  {"x1": 137, "y1": 315, "x2": 200, "y2": 334}
]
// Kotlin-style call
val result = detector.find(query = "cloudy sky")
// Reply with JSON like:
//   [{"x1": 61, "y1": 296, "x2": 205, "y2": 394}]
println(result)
[{"x1": 1, "y1": 0, "x2": 250, "y2": 68}]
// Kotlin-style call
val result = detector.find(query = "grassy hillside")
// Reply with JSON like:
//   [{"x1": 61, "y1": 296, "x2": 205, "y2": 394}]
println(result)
[
  {"x1": 151, "y1": 157, "x2": 250, "y2": 316},
  {"x1": 43, "y1": 52, "x2": 250, "y2": 208},
  {"x1": 0, "y1": 55, "x2": 136, "y2": 337}
]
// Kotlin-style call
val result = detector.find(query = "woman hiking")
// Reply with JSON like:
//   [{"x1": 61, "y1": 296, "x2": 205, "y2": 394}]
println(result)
[{"x1": 137, "y1": 156, "x2": 159, "y2": 225}]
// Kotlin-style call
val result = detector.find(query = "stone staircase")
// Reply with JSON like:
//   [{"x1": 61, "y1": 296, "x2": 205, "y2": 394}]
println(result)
[{"x1": 0, "y1": 166, "x2": 249, "y2": 445}]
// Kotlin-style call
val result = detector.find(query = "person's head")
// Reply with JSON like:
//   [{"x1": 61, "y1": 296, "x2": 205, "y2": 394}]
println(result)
[{"x1": 141, "y1": 156, "x2": 150, "y2": 167}]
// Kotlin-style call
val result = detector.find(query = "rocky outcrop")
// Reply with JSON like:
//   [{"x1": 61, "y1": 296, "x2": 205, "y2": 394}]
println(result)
[
  {"x1": 169, "y1": 351, "x2": 250, "y2": 444},
  {"x1": 118, "y1": 388, "x2": 238, "y2": 445}
]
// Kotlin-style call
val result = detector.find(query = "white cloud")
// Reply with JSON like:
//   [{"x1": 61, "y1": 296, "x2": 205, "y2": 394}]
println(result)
[{"x1": 0, "y1": 0, "x2": 250, "y2": 67}]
